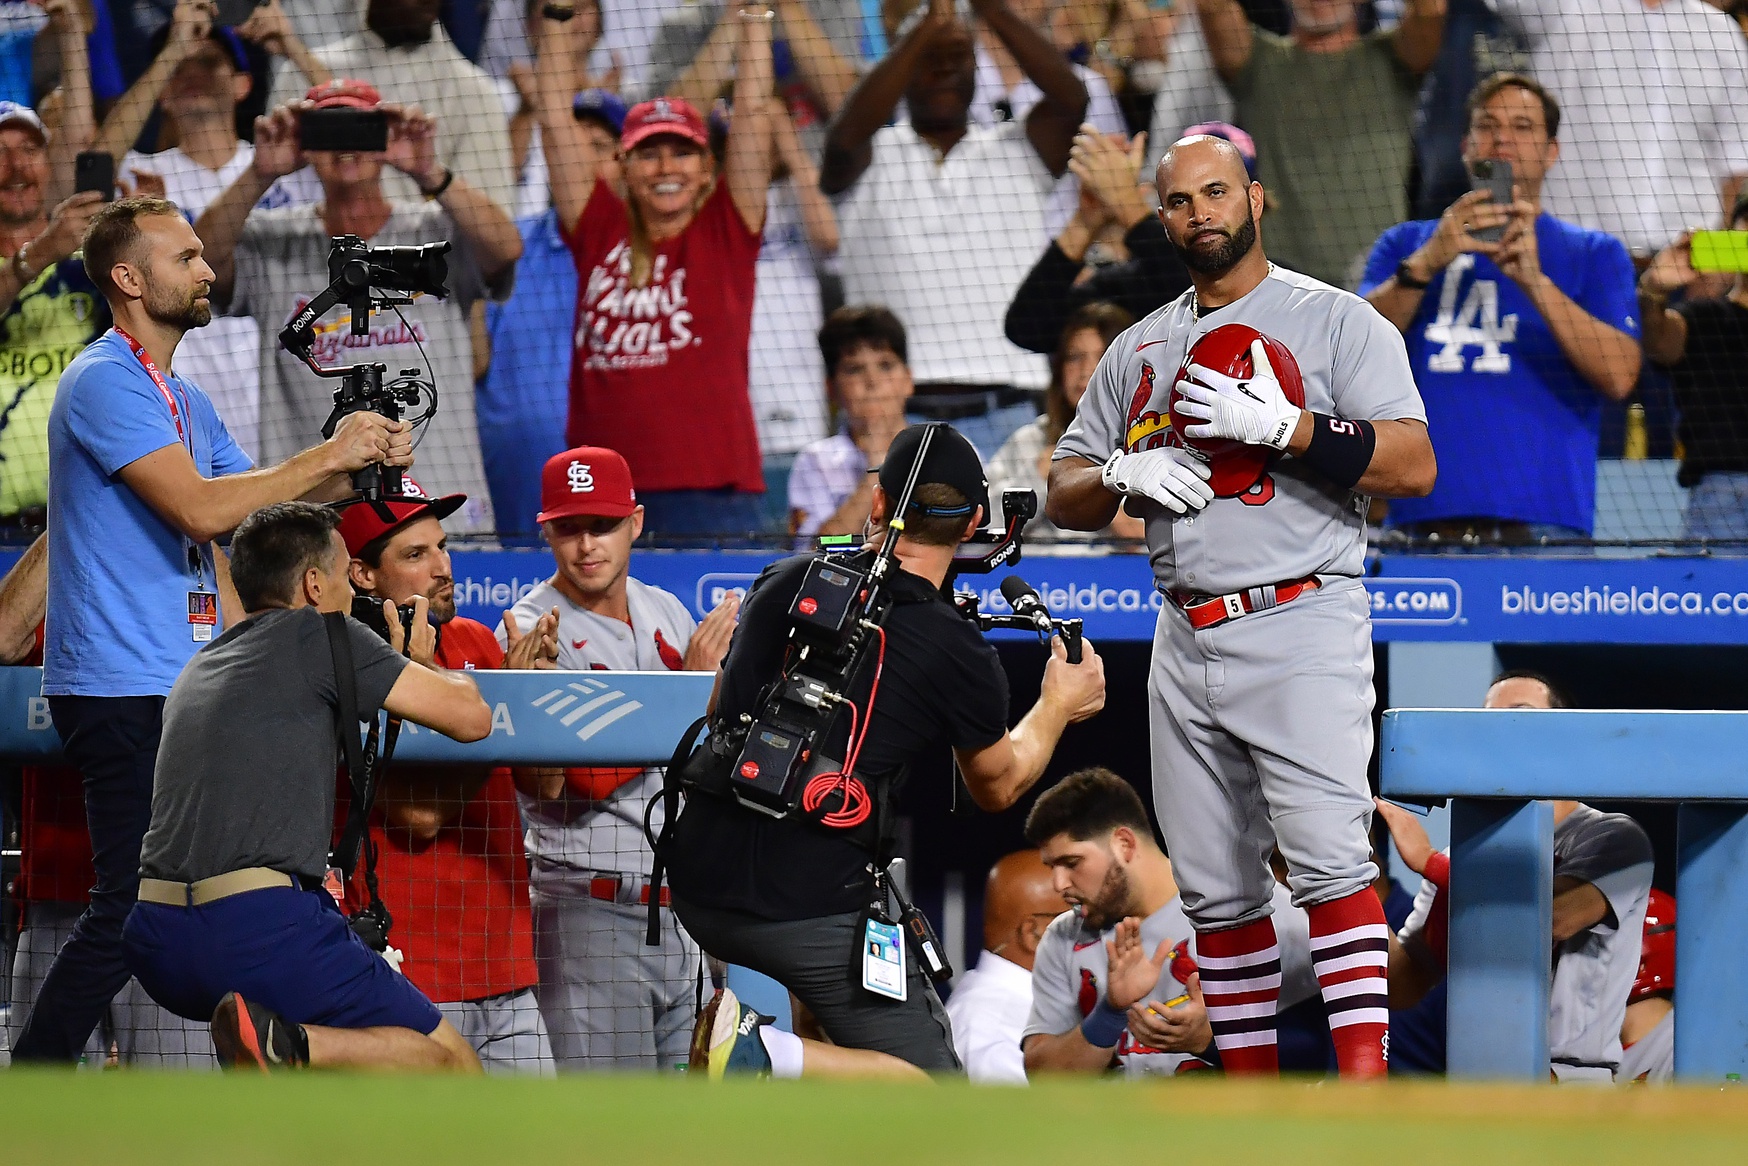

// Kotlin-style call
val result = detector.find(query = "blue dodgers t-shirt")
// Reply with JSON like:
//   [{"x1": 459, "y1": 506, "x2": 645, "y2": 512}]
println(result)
[
  {"x1": 1360, "y1": 215, "x2": 1639, "y2": 532},
  {"x1": 45, "y1": 329, "x2": 253, "y2": 697}
]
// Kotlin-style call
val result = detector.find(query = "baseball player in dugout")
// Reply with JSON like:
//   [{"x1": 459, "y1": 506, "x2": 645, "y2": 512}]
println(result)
[
  {"x1": 1047, "y1": 133, "x2": 1437, "y2": 1077},
  {"x1": 502, "y1": 446, "x2": 740, "y2": 1071},
  {"x1": 338, "y1": 482, "x2": 562, "y2": 1074},
  {"x1": 663, "y1": 424, "x2": 1107, "y2": 1080}
]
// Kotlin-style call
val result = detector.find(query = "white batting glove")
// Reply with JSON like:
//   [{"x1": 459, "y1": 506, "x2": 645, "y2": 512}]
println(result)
[
  {"x1": 1173, "y1": 338, "x2": 1302, "y2": 450},
  {"x1": 1100, "y1": 448, "x2": 1214, "y2": 515}
]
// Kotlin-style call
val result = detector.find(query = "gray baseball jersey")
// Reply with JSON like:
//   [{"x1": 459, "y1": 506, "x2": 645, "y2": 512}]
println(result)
[
  {"x1": 1615, "y1": 1009, "x2": 1673, "y2": 1084},
  {"x1": 502, "y1": 576, "x2": 697, "y2": 883},
  {"x1": 1056, "y1": 265, "x2": 1426, "y2": 596},
  {"x1": 1023, "y1": 885, "x2": 1320, "y2": 1078}
]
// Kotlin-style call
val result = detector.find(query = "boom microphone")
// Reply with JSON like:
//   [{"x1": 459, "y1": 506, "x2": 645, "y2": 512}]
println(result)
[{"x1": 1001, "y1": 576, "x2": 1055, "y2": 634}]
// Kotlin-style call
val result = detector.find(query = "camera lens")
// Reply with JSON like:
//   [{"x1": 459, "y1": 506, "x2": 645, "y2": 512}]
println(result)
[{"x1": 372, "y1": 242, "x2": 451, "y2": 297}]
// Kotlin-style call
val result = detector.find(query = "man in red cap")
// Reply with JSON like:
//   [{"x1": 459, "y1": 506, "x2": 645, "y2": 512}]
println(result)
[
  {"x1": 336, "y1": 479, "x2": 562, "y2": 1073},
  {"x1": 194, "y1": 81, "x2": 523, "y2": 534},
  {"x1": 499, "y1": 445, "x2": 740, "y2": 1070}
]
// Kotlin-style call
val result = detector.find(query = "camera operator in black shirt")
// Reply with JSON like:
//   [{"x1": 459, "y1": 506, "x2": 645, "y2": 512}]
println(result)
[{"x1": 664, "y1": 424, "x2": 1107, "y2": 1078}]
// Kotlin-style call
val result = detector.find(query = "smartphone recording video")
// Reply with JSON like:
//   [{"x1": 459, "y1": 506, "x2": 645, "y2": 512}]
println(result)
[
  {"x1": 299, "y1": 109, "x2": 389, "y2": 154},
  {"x1": 1468, "y1": 160, "x2": 1514, "y2": 244},
  {"x1": 74, "y1": 152, "x2": 115, "y2": 200}
]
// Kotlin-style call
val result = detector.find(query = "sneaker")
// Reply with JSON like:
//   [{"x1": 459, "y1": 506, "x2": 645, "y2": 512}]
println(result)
[
  {"x1": 211, "y1": 992, "x2": 307, "y2": 1072},
  {"x1": 688, "y1": 987, "x2": 773, "y2": 1079}
]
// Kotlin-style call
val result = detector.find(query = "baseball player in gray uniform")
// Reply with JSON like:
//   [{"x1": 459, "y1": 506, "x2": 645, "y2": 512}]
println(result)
[
  {"x1": 1019, "y1": 768, "x2": 1321, "y2": 1079},
  {"x1": 1377, "y1": 670, "x2": 1656, "y2": 1082},
  {"x1": 1047, "y1": 134, "x2": 1436, "y2": 1077},
  {"x1": 500, "y1": 446, "x2": 739, "y2": 1070}
]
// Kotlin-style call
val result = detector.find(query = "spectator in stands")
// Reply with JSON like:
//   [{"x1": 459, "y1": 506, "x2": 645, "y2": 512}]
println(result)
[
  {"x1": 479, "y1": 89, "x2": 626, "y2": 537},
  {"x1": 94, "y1": 0, "x2": 328, "y2": 464},
  {"x1": 1405, "y1": 0, "x2": 1518, "y2": 221},
  {"x1": 502, "y1": 2, "x2": 621, "y2": 222},
  {"x1": 1145, "y1": 4, "x2": 1233, "y2": 175},
  {"x1": 0, "y1": 3, "x2": 97, "y2": 526},
  {"x1": 988, "y1": 301, "x2": 1143, "y2": 543},
  {"x1": 1, "y1": 538, "x2": 215, "y2": 1068},
  {"x1": 19, "y1": 197, "x2": 410, "y2": 1064},
  {"x1": 944, "y1": 849, "x2": 1069, "y2": 1084},
  {"x1": 969, "y1": 0, "x2": 1126, "y2": 235},
  {"x1": 1616, "y1": 889, "x2": 1674, "y2": 1084},
  {"x1": 267, "y1": 0, "x2": 517, "y2": 215},
  {"x1": 787, "y1": 304, "x2": 913, "y2": 539},
  {"x1": 1638, "y1": 194, "x2": 1748, "y2": 541},
  {"x1": 823, "y1": 0, "x2": 1088, "y2": 460},
  {"x1": 502, "y1": 446, "x2": 739, "y2": 1069},
  {"x1": 1488, "y1": 0, "x2": 1748, "y2": 258},
  {"x1": 1005, "y1": 122, "x2": 1235, "y2": 355},
  {"x1": 1362, "y1": 73, "x2": 1640, "y2": 545},
  {"x1": 122, "y1": 501, "x2": 492, "y2": 1072},
  {"x1": 535, "y1": 5, "x2": 775, "y2": 536},
  {"x1": 338, "y1": 483, "x2": 559, "y2": 1073},
  {"x1": 197, "y1": 85, "x2": 521, "y2": 534},
  {"x1": 1379, "y1": 670, "x2": 1655, "y2": 1083},
  {"x1": 1021, "y1": 767, "x2": 1329, "y2": 1077},
  {"x1": 1195, "y1": 0, "x2": 1445, "y2": 288}
]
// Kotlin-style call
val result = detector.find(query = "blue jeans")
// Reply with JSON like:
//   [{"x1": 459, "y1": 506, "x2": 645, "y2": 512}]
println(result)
[
  {"x1": 12, "y1": 696, "x2": 164, "y2": 1063},
  {"x1": 1683, "y1": 473, "x2": 1748, "y2": 542},
  {"x1": 638, "y1": 489, "x2": 770, "y2": 540},
  {"x1": 479, "y1": 420, "x2": 568, "y2": 540}
]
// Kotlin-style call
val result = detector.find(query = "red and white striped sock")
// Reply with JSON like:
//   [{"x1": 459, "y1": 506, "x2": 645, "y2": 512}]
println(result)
[
  {"x1": 1307, "y1": 889, "x2": 1392, "y2": 1079},
  {"x1": 1195, "y1": 916, "x2": 1281, "y2": 1075}
]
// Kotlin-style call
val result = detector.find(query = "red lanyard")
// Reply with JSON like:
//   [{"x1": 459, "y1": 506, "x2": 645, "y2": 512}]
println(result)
[{"x1": 113, "y1": 326, "x2": 189, "y2": 451}]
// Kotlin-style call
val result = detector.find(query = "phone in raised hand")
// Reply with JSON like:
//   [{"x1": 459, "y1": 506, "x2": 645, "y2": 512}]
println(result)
[{"x1": 1468, "y1": 159, "x2": 1514, "y2": 243}]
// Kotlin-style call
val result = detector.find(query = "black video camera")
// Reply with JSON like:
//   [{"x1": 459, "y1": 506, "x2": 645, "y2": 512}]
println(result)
[
  {"x1": 350, "y1": 594, "x2": 417, "y2": 646},
  {"x1": 279, "y1": 236, "x2": 452, "y2": 504}
]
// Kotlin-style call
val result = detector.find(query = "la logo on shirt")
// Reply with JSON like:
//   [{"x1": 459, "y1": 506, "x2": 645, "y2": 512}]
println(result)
[
  {"x1": 1423, "y1": 254, "x2": 1518, "y2": 375},
  {"x1": 579, "y1": 247, "x2": 698, "y2": 373}
]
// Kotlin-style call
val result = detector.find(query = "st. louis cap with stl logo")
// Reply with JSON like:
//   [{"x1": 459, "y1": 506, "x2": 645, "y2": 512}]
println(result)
[{"x1": 537, "y1": 446, "x2": 638, "y2": 523}]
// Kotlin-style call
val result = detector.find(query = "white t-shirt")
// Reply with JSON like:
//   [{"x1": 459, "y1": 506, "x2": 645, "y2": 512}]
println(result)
[
  {"x1": 968, "y1": 48, "x2": 1126, "y2": 237},
  {"x1": 836, "y1": 122, "x2": 1052, "y2": 390},
  {"x1": 749, "y1": 179, "x2": 829, "y2": 459},
  {"x1": 786, "y1": 431, "x2": 866, "y2": 538},
  {"x1": 1487, "y1": 0, "x2": 1748, "y2": 253},
  {"x1": 945, "y1": 949, "x2": 1034, "y2": 1084},
  {"x1": 123, "y1": 143, "x2": 264, "y2": 460},
  {"x1": 501, "y1": 575, "x2": 697, "y2": 886}
]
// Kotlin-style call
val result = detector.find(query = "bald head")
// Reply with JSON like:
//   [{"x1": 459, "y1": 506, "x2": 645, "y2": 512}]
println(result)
[
  {"x1": 1156, "y1": 135, "x2": 1251, "y2": 198},
  {"x1": 983, "y1": 849, "x2": 1067, "y2": 968}
]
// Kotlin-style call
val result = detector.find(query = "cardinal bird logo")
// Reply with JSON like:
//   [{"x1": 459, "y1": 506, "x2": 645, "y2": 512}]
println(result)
[
  {"x1": 1124, "y1": 361, "x2": 1157, "y2": 430},
  {"x1": 653, "y1": 628, "x2": 685, "y2": 671},
  {"x1": 1077, "y1": 968, "x2": 1099, "y2": 1018}
]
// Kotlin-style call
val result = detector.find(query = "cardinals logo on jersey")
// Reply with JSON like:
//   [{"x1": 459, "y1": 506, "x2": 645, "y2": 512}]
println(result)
[
  {"x1": 1122, "y1": 361, "x2": 1173, "y2": 453},
  {"x1": 653, "y1": 628, "x2": 685, "y2": 671},
  {"x1": 1169, "y1": 938, "x2": 1198, "y2": 985},
  {"x1": 1077, "y1": 968, "x2": 1098, "y2": 1018}
]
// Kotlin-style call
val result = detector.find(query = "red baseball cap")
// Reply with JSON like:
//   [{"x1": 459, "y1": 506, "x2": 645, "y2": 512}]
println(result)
[
  {"x1": 537, "y1": 447, "x2": 638, "y2": 524},
  {"x1": 337, "y1": 478, "x2": 466, "y2": 557},
  {"x1": 305, "y1": 78, "x2": 383, "y2": 110},
  {"x1": 619, "y1": 96, "x2": 709, "y2": 153}
]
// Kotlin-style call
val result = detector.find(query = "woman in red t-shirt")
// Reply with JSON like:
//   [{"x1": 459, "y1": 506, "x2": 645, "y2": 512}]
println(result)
[{"x1": 536, "y1": 4, "x2": 776, "y2": 536}]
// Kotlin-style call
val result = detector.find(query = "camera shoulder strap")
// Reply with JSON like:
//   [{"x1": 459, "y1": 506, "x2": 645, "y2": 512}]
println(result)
[
  {"x1": 325, "y1": 612, "x2": 372, "y2": 877},
  {"x1": 644, "y1": 713, "x2": 711, "y2": 948}
]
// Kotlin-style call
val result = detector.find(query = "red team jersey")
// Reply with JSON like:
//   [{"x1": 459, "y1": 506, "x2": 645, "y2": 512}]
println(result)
[
  {"x1": 341, "y1": 618, "x2": 538, "y2": 1004},
  {"x1": 562, "y1": 178, "x2": 763, "y2": 494}
]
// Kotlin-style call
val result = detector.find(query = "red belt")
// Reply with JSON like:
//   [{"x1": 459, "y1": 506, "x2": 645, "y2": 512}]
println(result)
[
  {"x1": 588, "y1": 875, "x2": 670, "y2": 907},
  {"x1": 1171, "y1": 575, "x2": 1321, "y2": 631}
]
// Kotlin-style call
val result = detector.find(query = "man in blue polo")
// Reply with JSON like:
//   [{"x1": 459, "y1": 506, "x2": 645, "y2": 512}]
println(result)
[
  {"x1": 1360, "y1": 72, "x2": 1642, "y2": 546},
  {"x1": 13, "y1": 197, "x2": 408, "y2": 1063}
]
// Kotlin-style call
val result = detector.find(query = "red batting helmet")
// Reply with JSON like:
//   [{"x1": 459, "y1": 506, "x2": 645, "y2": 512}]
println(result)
[
  {"x1": 1630, "y1": 888, "x2": 1675, "y2": 1003},
  {"x1": 1167, "y1": 323, "x2": 1307, "y2": 498}
]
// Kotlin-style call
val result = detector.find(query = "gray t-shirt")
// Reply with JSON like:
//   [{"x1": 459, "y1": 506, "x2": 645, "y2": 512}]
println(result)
[
  {"x1": 1228, "y1": 29, "x2": 1423, "y2": 288},
  {"x1": 1056, "y1": 266, "x2": 1425, "y2": 596},
  {"x1": 229, "y1": 200, "x2": 510, "y2": 533},
  {"x1": 1549, "y1": 803, "x2": 1654, "y2": 1080},
  {"x1": 140, "y1": 608, "x2": 408, "y2": 883}
]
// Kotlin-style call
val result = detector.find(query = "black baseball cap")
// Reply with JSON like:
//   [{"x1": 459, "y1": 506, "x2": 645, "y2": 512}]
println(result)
[{"x1": 876, "y1": 423, "x2": 990, "y2": 523}]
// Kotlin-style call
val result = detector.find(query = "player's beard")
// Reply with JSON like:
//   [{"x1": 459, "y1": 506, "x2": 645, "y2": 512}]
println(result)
[
  {"x1": 1080, "y1": 862, "x2": 1136, "y2": 932},
  {"x1": 144, "y1": 279, "x2": 213, "y2": 331},
  {"x1": 1175, "y1": 205, "x2": 1259, "y2": 277},
  {"x1": 424, "y1": 579, "x2": 456, "y2": 624}
]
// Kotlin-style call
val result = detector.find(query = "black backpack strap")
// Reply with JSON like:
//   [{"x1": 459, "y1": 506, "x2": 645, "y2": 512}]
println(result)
[
  {"x1": 325, "y1": 612, "x2": 372, "y2": 876},
  {"x1": 644, "y1": 713, "x2": 710, "y2": 947}
]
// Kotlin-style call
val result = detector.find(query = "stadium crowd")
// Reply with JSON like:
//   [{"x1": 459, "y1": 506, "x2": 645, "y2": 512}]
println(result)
[{"x1": 0, "y1": 0, "x2": 1736, "y2": 1080}]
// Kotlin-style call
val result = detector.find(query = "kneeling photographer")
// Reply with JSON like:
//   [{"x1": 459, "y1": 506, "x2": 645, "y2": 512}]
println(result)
[
  {"x1": 122, "y1": 501, "x2": 493, "y2": 1072},
  {"x1": 661, "y1": 424, "x2": 1107, "y2": 1078}
]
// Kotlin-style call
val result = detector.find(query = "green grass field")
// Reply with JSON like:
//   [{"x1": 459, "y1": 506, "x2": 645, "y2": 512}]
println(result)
[{"x1": 6, "y1": 1073, "x2": 1748, "y2": 1165}]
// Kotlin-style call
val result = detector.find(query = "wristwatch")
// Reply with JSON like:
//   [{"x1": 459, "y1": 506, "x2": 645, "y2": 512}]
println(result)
[
  {"x1": 1394, "y1": 257, "x2": 1431, "y2": 290},
  {"x1": 419, "y1": 167, "x2": 456, "y2": 200}
]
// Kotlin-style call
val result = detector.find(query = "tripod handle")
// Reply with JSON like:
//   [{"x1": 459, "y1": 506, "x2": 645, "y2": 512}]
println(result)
[{"x1": 1060, "y1": 620, "x2": 1084, "y2": 664}]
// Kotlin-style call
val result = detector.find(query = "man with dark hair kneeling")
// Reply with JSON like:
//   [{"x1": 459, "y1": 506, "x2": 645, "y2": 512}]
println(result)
[{"x1": 121, "y1": 501, "x2": 494, "y2": 1071}]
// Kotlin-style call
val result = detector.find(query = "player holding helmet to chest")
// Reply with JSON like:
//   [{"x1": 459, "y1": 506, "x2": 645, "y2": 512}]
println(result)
[{"x1": 1046, "y1": 133, "x2": 1437, "y2": 1078}]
